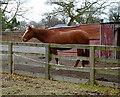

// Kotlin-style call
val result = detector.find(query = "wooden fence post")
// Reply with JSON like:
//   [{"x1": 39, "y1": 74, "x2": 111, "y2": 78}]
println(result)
[
  {"x1": 8, "y1": 42, "x2": 13, "y2": 74},
  {"x1": 45, "y1": 43, "x2": 50, "y2": 79},
  {"x1": 90, "y1": 46, "x2": 95, "y2": 85}
]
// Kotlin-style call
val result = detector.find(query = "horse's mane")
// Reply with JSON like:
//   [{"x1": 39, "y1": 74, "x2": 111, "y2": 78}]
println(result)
[{"x1": 32, "y1": 27, "x2": 55, "y2": 34}]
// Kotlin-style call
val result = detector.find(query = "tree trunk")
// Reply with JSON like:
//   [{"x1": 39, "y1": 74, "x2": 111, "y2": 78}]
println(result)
[{"x1": 68, "y1": 18, "x2": 74, "y2": 26}]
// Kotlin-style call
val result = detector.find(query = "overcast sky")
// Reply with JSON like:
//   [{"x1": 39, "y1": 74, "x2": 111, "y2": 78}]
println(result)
[
  {"x1": 19, "y1": 0, "x2": 99, "y2": 22},
  {"x1": 18, "y1": 0, "x2": 119, "y2": 23},
  {"x1": 19, "y1": 0, "x2": 54, "y2": 22}
]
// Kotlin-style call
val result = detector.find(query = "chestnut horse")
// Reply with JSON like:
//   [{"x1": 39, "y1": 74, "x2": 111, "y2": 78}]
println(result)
[{"x1": 22, "y1": 26, "x2": 89, "y2": 67}]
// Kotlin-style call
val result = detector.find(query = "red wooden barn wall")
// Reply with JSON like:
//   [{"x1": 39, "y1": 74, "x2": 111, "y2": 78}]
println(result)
[
  {"x1": 100, "y1": 24, "x2": 115, "y2": 58},
  {"x1": 54, "y1": 23, "x2": 116, "y2": 58}
]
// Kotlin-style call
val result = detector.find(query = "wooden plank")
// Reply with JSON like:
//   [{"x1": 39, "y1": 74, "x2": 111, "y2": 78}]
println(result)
[
  {"x1": 95, "y1": 46, "x2": 120, "y2": 51},
  {"x1": 8, "y1": 42, "x2": 13, "y2": 74},
  {"x1": 13, "y1": 42, "x2": 45, "y2": 47},
  {"x1": 45, "y1": 44, "x2": 50, "y2": 79},
  {"x1": 13, "y1": 62, "x2": 45, "y2": 68},
  {"x1": 0, "y1": 51, "x2": 8, "y2": 54},
  {"x1": 95, "y1": 58, "x2": 120, "y2": 64},
  {"x1": 50, "y1": 43, "x2": 90, "y2": 49},
  {"x1": 50, "y1": 64, "x2": 90, "y2": 72},
  {"x1": 1, "y1": 68, "x2": 9, "y2": 73},
  {"x1": 14, "y1": 70, "x2": 45, "y2": 78},
  {"x1": 1, "y1": 33, "x2": 22, "y2": 36},
  {"x1": 1, "y1": 42, "x2": 120, "y2": 51},
  {"x1": 13, "y1": 51, "x2": 45, "y2": 57},
  {"x1": 51, "y1": 55, "x2": 89, "y2": 61},
  {"x1": 0, "y1": 60, "x2": 8, "y2": 63},
  {"x1": 96, "y1": 80, "x2": 120, "y2": 89},
  {"x1": 0, "y1": 41, "x2": 10, "y2": 45},
  {"x1": 96, "y1": 69, "x2": 120, "y2": 76},
  {"x1": 90, "y1": 46, "x2": 95, "y2": 85},
  {"x1": 2, "y1": 31, "x2": 23, "y2": 33},
  {"x1": 51, "y1": 75, "x2": 89, "y2": 84}
]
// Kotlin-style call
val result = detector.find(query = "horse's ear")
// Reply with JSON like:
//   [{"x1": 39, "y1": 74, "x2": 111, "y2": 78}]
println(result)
[{"x1": 28, "y1": 26, "x2": 32, "y2": 30}]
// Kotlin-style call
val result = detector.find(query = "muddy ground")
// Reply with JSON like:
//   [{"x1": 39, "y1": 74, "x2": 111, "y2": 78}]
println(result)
[{"x1": 1, "y1": 73, "x2": 120, "y2": 95}]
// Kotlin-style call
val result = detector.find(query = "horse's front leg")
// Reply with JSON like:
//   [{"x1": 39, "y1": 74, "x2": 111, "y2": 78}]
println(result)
[
  {"x1": 51, "y1": 48, "x2": 59, "y2": 65},
  {"x1": 74, "y1": 49, "x2": 84, "y2": 67}
]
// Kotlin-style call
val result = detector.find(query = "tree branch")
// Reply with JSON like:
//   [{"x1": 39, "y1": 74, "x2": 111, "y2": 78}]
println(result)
[{"x1": 7, "y1": 1, "x2": 20, "y2": 24}]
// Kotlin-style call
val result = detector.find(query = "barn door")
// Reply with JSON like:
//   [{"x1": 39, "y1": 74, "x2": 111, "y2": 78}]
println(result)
[{"x1": 100, "y1": 24, "x2": 115, "y2": 58}]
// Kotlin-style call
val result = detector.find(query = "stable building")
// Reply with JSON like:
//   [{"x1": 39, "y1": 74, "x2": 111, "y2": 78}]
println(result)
[{"x1": 48, "y1": 22, "x2": 120, "y2": 59}]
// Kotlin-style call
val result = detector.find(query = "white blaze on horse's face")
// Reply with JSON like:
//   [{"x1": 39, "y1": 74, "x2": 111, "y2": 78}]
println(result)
[
  {"x1": 22, "y1": 27, "x2": 34, "y2": 42},
  {"x1": 24, "y1": 30, "x2": 28, "y2": 41},
  {"x1": 22, "y1": 29, "x2": 29, "y2": 42}
]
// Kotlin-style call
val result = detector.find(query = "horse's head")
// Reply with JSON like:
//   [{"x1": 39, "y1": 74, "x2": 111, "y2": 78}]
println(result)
[{"x1": 22, "y1": 26, "x2": 34, "y2": 42}]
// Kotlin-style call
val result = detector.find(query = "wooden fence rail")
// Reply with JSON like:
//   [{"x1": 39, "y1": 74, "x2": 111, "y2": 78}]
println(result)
[
  {"x1": 0, "y1": 41, "x2": 120, "y2": 88},
  {"x1": 1, "y1": 31, "x2": 24, "y2": 36}
]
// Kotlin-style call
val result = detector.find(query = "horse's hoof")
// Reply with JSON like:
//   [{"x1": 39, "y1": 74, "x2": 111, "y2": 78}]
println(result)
[
  {"x1": 55, "y1": 68, "x2": 60, "y2": 71},
  {"x1": 74, "y1": 65, "x2": 77, "y2": 67},
  {"x1": 80, "y1": 66, "x2": 84, "y2": 68}
]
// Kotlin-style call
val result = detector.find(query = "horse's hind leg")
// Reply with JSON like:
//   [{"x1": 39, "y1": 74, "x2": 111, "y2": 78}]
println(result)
[
  {"x1": 84, "y1": 49, "x2": 89, "y2": 64},
  {"x1": 74, "y1": 49, "x2": 83, "y2": 67},
  {"x1": 51, "y1": 48, "x2": 59, "y2": 65},
  {"x1": 81, "y1": 49, "x2": 89, "y2": 67}
]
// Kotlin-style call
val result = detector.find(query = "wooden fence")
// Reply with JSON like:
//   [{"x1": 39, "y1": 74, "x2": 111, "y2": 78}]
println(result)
[
  {"x1": 1, "y1": 31, "x2": 24, "y2": 36},
  {"x1": 0, "y1": 41, "x2": 120, "y2": 88}
]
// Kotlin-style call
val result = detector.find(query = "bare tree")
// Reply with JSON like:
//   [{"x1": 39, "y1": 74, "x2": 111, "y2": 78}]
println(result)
[
  {"x1": 46, "y1": 0, "x2": 117, "y2": 25},
  {"x1": 41, "y1": 13, "x2": 64, "y2": 28},
  {"x1": 1, "y1": 0, "x2": 31, "y2": 27},
  {"x1": 109, "y1": 6, "x2": 120, "y2": 22}
]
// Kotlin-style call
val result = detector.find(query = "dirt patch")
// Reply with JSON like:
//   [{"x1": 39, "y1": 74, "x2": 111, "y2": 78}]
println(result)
[{"x1": 1, "y1": 73, "x2": 120, "y2": 95}]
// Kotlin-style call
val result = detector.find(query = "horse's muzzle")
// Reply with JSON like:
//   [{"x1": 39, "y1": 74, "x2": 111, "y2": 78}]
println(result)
[{"x1": 22, "y1": 38, "x2": 27, "y2": 42}]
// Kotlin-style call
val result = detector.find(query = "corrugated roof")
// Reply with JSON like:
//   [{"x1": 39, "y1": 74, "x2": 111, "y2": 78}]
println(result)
[{"x1": 48, "y1": 24, "x2": 81, "y2": 29}]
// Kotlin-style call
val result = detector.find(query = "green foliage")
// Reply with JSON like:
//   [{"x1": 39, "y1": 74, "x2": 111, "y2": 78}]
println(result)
[
  {"x1": 1, "y1": 0, "x2": 28, "y2": 30},
  {"x1": 6, "y1": 23, "x2": 13, "y2": 29},
  {"x1": 2, "y1": 16, "x2": 20, "y2": 30}
]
